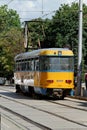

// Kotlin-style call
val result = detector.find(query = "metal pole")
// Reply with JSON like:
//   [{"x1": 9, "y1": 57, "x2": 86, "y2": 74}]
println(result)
[
  {"x1": 77, "y1": 0, "x2": 83, "y2": 96},
  {"x1": 24, "y1": 21, "x2": 28, "y2": 52}
]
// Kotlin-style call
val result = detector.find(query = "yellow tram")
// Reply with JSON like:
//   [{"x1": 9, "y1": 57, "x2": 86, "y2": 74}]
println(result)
[{"x1": 14, "y1": 48, "x2": 74, "y2": 99}]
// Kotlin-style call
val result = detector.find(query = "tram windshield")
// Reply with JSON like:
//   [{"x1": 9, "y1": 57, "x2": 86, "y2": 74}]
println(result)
[{"x1": 40, "y1": 56, "x2": 74, "y2": 71}]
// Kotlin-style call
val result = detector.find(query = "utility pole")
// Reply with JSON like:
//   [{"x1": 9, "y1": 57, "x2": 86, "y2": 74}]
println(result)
[
  {"x1": 77, "y1": 0, "x2": 83, "y2": 96},
  {"x1": 24, "y1": 21, "x2": 28, "y2": 52}
]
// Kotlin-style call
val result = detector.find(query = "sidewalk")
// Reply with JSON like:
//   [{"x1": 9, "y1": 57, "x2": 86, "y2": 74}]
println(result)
[{"x1": 69, "y1": 83, "x2": 87, "y2": 101}]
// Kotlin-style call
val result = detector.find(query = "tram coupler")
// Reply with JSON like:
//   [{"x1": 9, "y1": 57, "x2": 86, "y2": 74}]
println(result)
[{"x1": 53, "y1": 89, "x2": 63, "y2": 98}]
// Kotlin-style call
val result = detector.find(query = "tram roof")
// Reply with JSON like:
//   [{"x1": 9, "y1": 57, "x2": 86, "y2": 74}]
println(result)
[{"x1": 15, "y1": 48, "x2": 73, "y2": 61}]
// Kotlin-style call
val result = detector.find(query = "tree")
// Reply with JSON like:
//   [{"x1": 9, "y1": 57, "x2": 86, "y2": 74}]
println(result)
[{"x1": 0, "y1": 5, "x2": 24, "y2": 78}]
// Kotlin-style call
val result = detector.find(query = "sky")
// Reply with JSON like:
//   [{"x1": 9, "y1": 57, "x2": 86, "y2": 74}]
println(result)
[{"x1": 0, "y1": 0, "x2": 87, "y2": 22}]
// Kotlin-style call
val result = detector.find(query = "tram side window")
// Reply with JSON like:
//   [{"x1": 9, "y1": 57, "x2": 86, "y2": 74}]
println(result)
[
  {"x1": 15, "y1": 62, "x2": 21, "y2": 71},
  {"x1": 22, "y1": 61, "x2": 28, "y2": 71},
  {"x1": 27, "y1": 60, "x2": 30, "y2": 70},
  {"x1": 31, "y1": 60, "x2": 34, "y2": 71},
  {"x1": 15, "y1": 62, "x2": 18, "y2": 71},
  {"x1": 21, "y1": 62, "x2": 24, "y2": 71},
  {"x1": 18, "y1": 62, "x2": 21, "y2": 71},
  {"x1": 24, "y1": 62, "x2": 27, "y2": 70},
  {"x1": 26, "y1": 59, "x2": 34, "y2": 71},
  {"x1": 15, "y1": 63, "x2": 16, "y2": 71},
  {"x1": 15, "y1": 59, "x2": 37, "y2": 71},
  {"x1": 40, "y1": 56, "x2": 50, "y2": 70},
  {"x1": 15, "y1": 60, "x2": 27, "y2": 71},
  {"x1": 27, "y1": 61, "x2": 30, "y2": 70},
  {"x1": 35, "y1": 59, "x2": 39, "y2": 71}
]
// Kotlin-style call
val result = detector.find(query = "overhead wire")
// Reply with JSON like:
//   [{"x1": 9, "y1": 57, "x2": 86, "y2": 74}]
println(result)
[
  {"x1": 40, "y1": 0, "x2": 80, "y2": 19},
  {"x1": 6, "y1": 0, "x2": 14, "y2": 5},
  {"x1": 0, "y1": 0, "x2": 84, "y2": 21}
]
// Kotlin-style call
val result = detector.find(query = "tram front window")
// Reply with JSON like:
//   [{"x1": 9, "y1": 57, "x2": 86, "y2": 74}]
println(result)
[{"x1": 40, "y1": 56, "x2": 74, "y2": 71}]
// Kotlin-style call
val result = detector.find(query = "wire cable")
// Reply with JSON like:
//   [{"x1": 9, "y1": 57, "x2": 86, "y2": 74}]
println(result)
[{"x1": 6, "y1": 0, "x2": 14, "y2": 5}]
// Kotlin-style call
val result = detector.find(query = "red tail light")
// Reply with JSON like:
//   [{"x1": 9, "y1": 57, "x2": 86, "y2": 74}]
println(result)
[
  {"x1": 47, "y1": 80, "x2": 54, "y2": 83},
  {"x1": 65, "y1": 80, "x2": 72, "y2": 84}
]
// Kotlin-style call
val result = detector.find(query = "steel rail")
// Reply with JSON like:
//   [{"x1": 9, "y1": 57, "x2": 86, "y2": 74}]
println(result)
[{"x1": 0, "y1": 87, "x2": 87, "y2": 128}]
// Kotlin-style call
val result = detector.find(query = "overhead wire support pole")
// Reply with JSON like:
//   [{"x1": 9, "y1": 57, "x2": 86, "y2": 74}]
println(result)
[
  {"x1": 24, "y1": 21, "x2": 28, "y2": 52},
  {"x1": 77, "y1": 0, "x2": 83, "y2": 96}
]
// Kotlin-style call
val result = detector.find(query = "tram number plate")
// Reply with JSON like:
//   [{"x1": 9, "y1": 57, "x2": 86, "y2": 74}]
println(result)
[{"x1": 56, "y1": 80, "x2": 63, "y2": 82}]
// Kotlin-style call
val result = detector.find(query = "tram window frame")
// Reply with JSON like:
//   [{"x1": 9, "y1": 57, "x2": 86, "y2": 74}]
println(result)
[
  {"x1": 21, "y1": 61, "x2": 25, "y2": 71},
  {"x1": 34, "y1": 58, "x2": 39, "y2": 71},
  {"x1": 24, "y1": 61, "x2": 27, "y2": 71},
  {"x1": 27, "y1": 60, "x2": 29, "y2": 70},
  {"x1": 28, "y1": 58, "x2": 34, "y2": 71},
  {"x1": 22, "y1": 58, "x2": 34, "y2": 71},
  {"x1": 39, "y1": 56, "x2": 49, "y2": 71},
  {"x1": 31, "y1": 59, "x2": 34, "y2": 71},
  {"x1": 22, "y1": 59, "x2": 29, "y2": 71},
  {"x1": 16, "y1": 62, "x2": 18, "y2": 71},
  {"x1": 15, "y1": 60, "x2": 21, "y2": 71},
  {"x1": 15, "y1": 57, "x2": 38, "y2": 71}
]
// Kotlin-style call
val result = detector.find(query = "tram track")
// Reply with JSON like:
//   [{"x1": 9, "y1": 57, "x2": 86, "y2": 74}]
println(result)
[
  {"x1": 0, "y1": 86, "x2": 87, "y2": 129},
  {"x1": 1, "y1": 86, "x2": 87, "y2": 112},
  {"x1": 0, "y1": 105, "x2": 51, "y2": 130},
  {"x1": 0, "y1": 87, "x2": 52, "y2": 129},
  {"x1": 1, "y1": 100, "x2": 87, "y2": 129},
  {"x1": 47, "y1": 99, "x2": 87, "y2": 112}
]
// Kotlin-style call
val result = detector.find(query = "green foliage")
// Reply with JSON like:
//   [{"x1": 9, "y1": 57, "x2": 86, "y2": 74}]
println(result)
[{"x1": 0, "y1": 5, "x2": 24, "y2": 78}]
